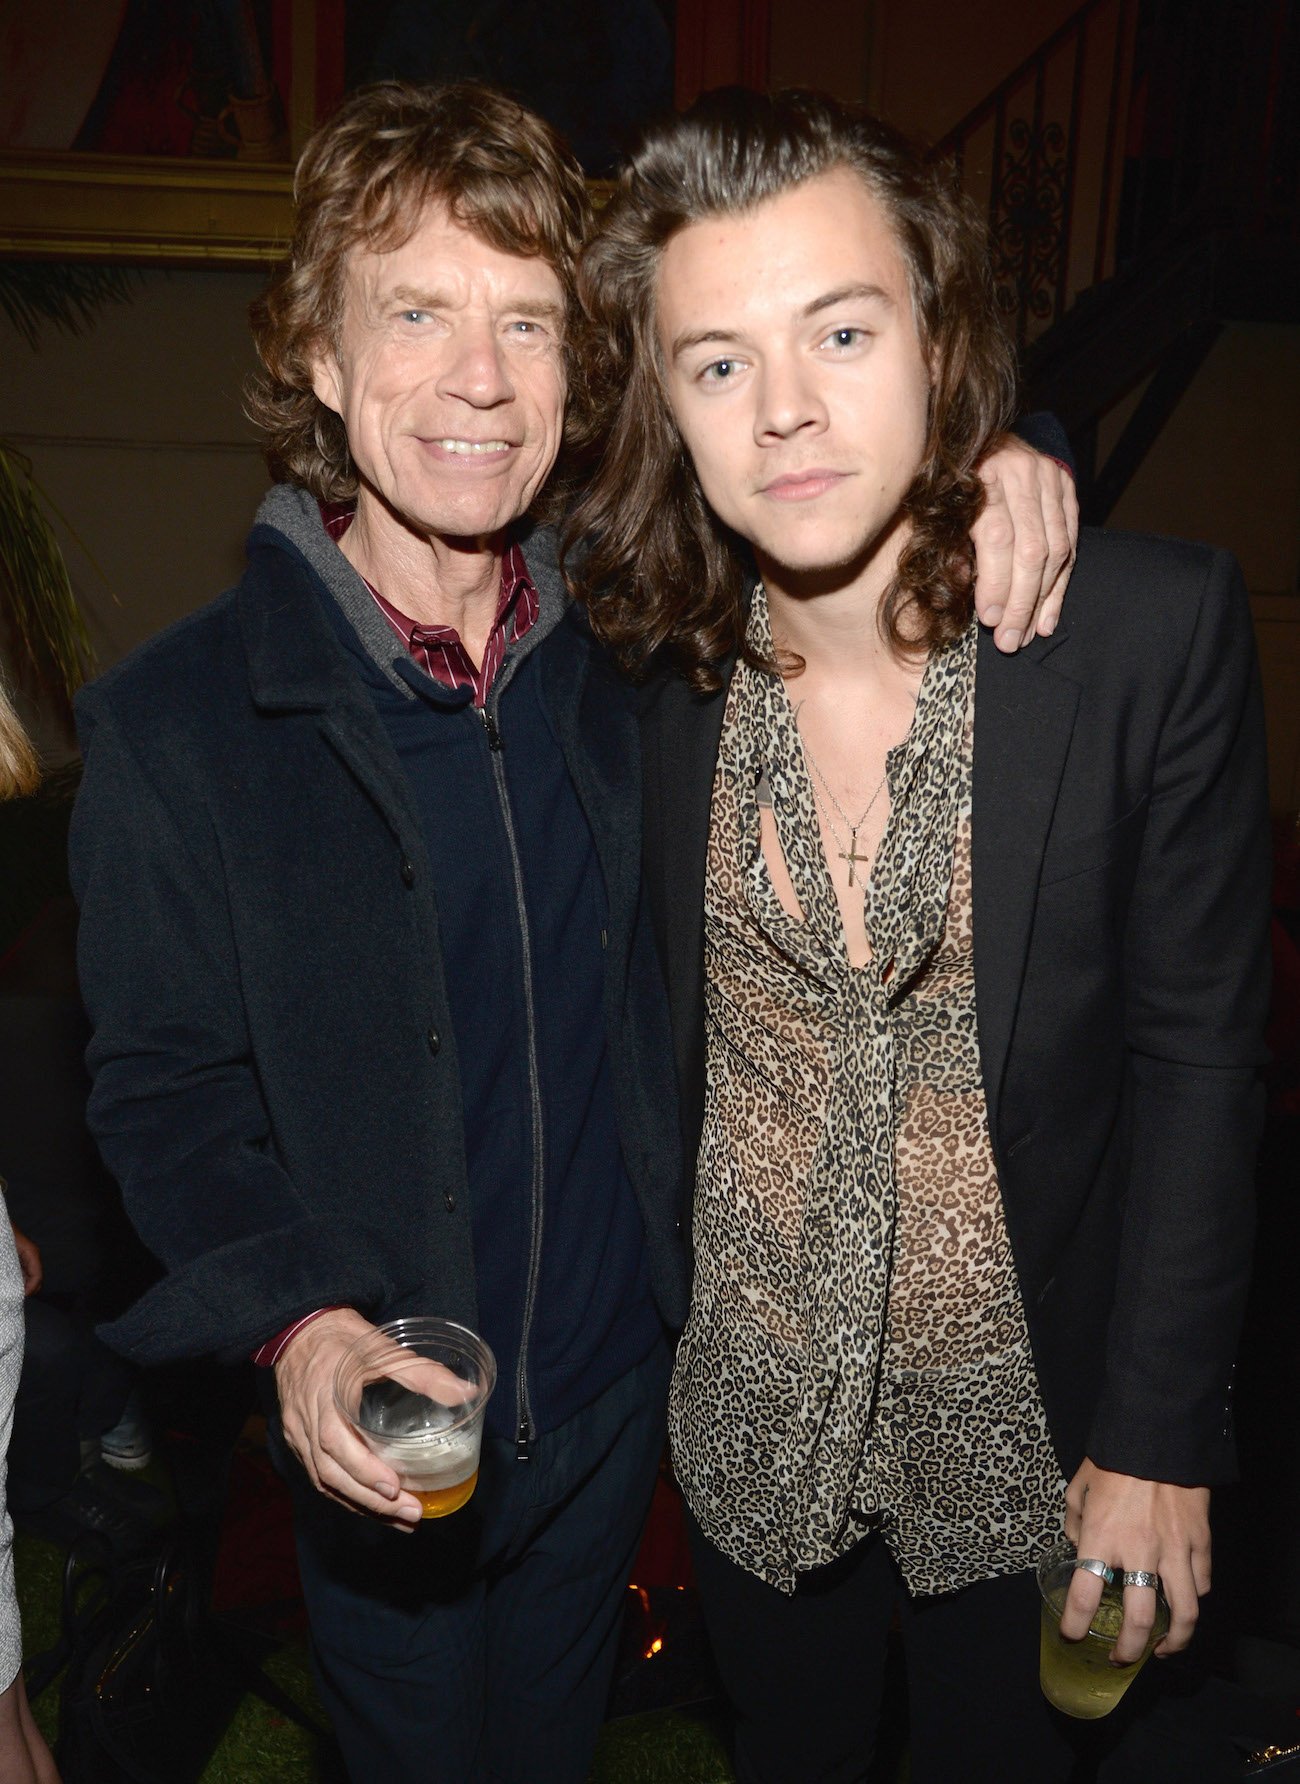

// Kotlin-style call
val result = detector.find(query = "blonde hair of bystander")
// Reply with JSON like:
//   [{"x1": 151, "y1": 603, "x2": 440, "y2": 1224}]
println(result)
[{"x1": 0, "y1": 680, "x2": 38, "y2": 801}]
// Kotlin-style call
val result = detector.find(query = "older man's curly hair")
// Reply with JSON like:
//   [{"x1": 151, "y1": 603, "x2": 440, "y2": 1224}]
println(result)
[
  {"x1": 247, "y1": 81, "x2": 594, "y2": 521},
  {"x1": 566, "y1": 88, "x2": 1017, "y2": 689}
]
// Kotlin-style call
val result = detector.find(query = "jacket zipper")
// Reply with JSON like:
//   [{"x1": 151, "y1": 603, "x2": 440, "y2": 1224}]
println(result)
[{"x1": 479, "y1": 698, "x2": 543, "y2": 1460}]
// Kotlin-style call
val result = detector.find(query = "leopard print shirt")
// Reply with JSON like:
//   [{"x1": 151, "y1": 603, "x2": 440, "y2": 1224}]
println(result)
[{"x1": 669, "y1": 587, "x2": 1063, "y2": 1595}]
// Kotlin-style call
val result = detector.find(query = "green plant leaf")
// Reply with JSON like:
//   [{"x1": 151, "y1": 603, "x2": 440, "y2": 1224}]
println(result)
[
  {"x1": 0, "y1": 445, "x2": 96, "y2": 719},
  {"x1": 0, "y1": 262, "x2": 138, "y2": 351}
]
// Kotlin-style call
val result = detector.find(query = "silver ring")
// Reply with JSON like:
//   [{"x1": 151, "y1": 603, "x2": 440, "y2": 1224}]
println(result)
[
  {"x1": 1073, "y1": 1557, "x2": 1115, "y2": 1583},
  {"x1": 1121, "y1": 1570, "x2": 1160, "y2": 1590}
]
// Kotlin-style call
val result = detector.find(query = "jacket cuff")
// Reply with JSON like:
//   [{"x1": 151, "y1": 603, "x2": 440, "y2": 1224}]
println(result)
[
  {"x1": 95, "y1": 1214, "x2": 402, "y2": 1364},
  {"x1": 251, "y1": 1305, "x2": 347, "y2": 1366}
]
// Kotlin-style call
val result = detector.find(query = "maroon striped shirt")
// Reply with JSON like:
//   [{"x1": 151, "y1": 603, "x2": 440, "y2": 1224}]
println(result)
[{"x1": 322, "y1": 502, "x2": 538, "y2": 708}]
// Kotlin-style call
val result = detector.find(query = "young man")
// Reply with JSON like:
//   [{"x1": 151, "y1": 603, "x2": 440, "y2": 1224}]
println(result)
[
  {"x1": 572, "y1": 90, "x2": 1271, "y2": 1781},
  {"x1": 68, "y1": 82, "x2": 1074, "y2": 1783}
]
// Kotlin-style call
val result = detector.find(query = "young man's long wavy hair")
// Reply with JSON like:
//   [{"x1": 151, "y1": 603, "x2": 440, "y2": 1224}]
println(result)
[
  {"x1": 247, "y1": 81, "x2": 594, "y2": 522},
  {"x1": 567, "y1": 89, "x2": 1016, "y2": 690}
]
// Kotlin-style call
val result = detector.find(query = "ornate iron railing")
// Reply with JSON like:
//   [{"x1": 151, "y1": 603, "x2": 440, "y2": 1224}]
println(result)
[
  {"x1": 937, "y1": 0, "x2": 1137, "y2": 353},
  {"x1": 938, "y1": 0, "x2": 1300, "y2": 355}
]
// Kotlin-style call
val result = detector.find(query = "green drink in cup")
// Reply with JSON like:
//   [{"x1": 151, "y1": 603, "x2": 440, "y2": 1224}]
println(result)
[{"x1": 1037, "y1": 1542, "x2": 1170, "y2": 1719}]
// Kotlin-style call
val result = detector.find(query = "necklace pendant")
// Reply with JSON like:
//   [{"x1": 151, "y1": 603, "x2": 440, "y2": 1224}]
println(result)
[{"x1": 840, "y1": 829, "x2": 869, "y2": 888}]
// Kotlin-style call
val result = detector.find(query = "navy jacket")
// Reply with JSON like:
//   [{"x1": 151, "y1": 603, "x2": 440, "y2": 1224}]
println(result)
[
  {"x1": 641, "y1": 531, "x2": 1271, "y2": 1487},
  {"x1": 69, "y1": 492, "x2": 689, "y2": 1370}
]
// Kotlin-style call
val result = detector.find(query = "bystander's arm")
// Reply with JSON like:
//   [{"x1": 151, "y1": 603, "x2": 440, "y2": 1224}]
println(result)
[{"x1": 0, "y1": 1667, "x2": 60, "y2": 1784}]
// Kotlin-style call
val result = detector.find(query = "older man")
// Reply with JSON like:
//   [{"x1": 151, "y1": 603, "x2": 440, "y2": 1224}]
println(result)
[{"x1": 69, "y1": 82, "x2": 1074, "y2": 1784}]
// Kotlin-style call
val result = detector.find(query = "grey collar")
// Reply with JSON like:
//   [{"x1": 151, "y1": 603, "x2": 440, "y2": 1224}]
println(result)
[{"x1": 253, "y1": 484, "x2": 570, "y2": 703}]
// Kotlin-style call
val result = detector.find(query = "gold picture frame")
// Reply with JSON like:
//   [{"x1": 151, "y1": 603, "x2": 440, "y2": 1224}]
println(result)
[
  {"x1": 0, "y1": 149, "x2": 293, "y2": 268},
  {"x1": 0, "y1": 0, "x2": 322, "y2": 267},
  {"x1": 0, "y1": 0, "x2": 765, "y2": 269}
]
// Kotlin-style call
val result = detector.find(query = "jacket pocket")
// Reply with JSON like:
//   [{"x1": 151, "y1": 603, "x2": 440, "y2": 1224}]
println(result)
[{"x1": 1038, "y1": 793, "x2": 1149, "y2": 888}]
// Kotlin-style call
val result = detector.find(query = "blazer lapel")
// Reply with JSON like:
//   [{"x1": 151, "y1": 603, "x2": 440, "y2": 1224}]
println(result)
[
  {"x1": 640, "y1": 663, "x2": 731, "y2": 1129},
  {"x1": 972, "y1": 627, "x2": 1081, "y2": 1135},
  {"x1": 542, "y1": 613, "x2": 643, "y2": 966},
  {"x1": 238, "y1": 549, "x2": 427, "y2": 856}
]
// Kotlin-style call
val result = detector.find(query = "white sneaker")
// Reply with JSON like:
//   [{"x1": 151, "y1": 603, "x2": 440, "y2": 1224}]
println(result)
[{"x1": 99, "y1": 1390, "x2": 153, "y2": 1472}]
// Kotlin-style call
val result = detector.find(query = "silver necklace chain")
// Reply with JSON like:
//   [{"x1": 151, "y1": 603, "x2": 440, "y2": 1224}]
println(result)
[{"x1": 792, "y1": 705, "x2": 888, "y2": 889}]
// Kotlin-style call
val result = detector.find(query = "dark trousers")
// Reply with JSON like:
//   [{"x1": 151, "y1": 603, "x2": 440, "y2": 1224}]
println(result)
[
  {"x1": 285, "y1": 1343, "x2": 669, "y2": 1784},
  {"x1": 688, "y1": 1508, "x2": 1081, "y2": 1784},
  {"x1": 8, "y1": 1297, "x2": 135, "y2": 1511}
]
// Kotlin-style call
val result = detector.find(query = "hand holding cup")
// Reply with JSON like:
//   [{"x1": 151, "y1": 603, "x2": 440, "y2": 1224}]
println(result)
[
  {"x1": 334, "y1": 1318, "x2": 496, "y2": 1520},
  {"x1": 274, "y1": 1308, "x2": 426, "y2": 1527},
  {"x1": 1061, "y1": 1459, "x2": 1210, "y2": 1661},
  {"x1": 1037, "y1": 1542, "x2": 1170, "y2": 1718}
]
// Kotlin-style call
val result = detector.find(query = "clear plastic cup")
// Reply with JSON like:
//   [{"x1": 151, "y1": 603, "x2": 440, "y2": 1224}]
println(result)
[
  {"x1": 334, "y1": 1317, "x2": 496, "y2": 1518},
  {"x1": 1036, "y1": 1541, "x2": 1170, "y2": 1719}
]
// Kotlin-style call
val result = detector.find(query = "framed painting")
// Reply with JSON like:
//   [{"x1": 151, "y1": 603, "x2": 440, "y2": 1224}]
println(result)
[
  {"x1": 0, "y1": 0, "x2": 769, "y2": 266},
  {"x1": 0, "y1": 0, "x2": 321, "y2": 266}
]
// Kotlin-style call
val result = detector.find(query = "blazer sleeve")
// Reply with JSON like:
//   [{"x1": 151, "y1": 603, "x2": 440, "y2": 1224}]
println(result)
[
  {"x1": 69, "y1": 694, "x2": 398, "y2": 1363},
  {"x1": 1085, "y1": 548, "x2": 1271, "y2": 1482}
]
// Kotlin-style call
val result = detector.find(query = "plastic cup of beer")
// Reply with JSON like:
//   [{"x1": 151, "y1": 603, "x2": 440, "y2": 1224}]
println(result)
[
  {"x1": 1036, "y1": 1541, "x2": 1170, "y2": 1719},
  {"x1": 334, "y1": 1318, "x2": 496, "y2": 1519}
]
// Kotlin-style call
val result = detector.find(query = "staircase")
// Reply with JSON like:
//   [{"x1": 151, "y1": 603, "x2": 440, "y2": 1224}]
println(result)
[{"x1": 938, "y1": 0, "x2": 1300, "y2": 521}]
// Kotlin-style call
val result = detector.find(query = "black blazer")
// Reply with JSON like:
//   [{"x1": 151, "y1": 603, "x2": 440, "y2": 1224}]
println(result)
[{"x1": 640, "y1": 529, "x2": 1271, "y2": 1487}]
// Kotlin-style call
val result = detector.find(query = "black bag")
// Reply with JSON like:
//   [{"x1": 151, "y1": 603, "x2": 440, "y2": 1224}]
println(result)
[{"x1": 53, "y1": 1527, "x2": 237, "y2": 1784}]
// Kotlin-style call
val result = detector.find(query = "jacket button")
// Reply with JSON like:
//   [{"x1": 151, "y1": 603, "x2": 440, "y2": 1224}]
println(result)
[
  {"x1": 427, "y1": 1027, "x2": 440, "y2": 1055},
  {"x1": 444, "y1": 1191, "x2": 456, "y2": 1212},
  {"x1": 400, "y1": 859, "x2": 415, "y2": 887}
]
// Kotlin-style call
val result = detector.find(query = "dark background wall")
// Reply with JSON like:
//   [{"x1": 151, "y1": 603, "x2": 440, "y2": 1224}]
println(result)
[{"x1": 2, "y1": 0, "x2": 1296, "y2": 802}]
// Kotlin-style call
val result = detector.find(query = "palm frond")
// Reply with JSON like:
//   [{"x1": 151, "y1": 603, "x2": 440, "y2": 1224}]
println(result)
[
  {"x1": 0, "y1": 446, "x2": 96, "y2": 720},
  {"x1": 0, "y1": 262, "x2": 139, "y2": 350}
]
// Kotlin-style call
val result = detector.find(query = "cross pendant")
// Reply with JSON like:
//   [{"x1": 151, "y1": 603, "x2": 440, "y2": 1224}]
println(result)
[{"x1": 839, "y1": 833, "x2": 869, "y2": 888}]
